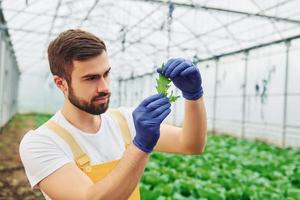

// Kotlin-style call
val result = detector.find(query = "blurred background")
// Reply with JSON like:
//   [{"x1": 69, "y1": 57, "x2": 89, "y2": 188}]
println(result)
[{"x1": 0, "y1": 0, "x2": 299, "y2": 199}]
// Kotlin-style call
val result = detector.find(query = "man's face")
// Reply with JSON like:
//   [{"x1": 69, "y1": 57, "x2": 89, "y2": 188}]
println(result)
[{"x1": 67, "y1": 52, "x2": 111, "y2": 115}]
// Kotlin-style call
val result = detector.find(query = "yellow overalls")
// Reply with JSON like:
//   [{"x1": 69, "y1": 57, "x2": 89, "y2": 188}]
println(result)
[{"x1": 43, "y1": 109, "x2": 140, "y2": 200}]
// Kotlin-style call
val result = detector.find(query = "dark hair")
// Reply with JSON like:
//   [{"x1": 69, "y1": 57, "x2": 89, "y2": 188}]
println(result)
[{"x1": 48, "y1": 29, "x2": 106, "y2": 83}]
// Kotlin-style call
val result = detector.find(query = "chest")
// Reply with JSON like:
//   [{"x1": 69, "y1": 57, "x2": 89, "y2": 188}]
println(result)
[{"x1": 60, "y1": 125, "x2": 126, "y2": 165}]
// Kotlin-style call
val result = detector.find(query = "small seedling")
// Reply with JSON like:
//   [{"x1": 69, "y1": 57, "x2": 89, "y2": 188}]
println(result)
[{"x1": 155, "y1": 63, "x2": 180, "y2": 103}]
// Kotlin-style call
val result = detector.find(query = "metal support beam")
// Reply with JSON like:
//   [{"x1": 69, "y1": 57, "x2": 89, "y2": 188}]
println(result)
[
  {"x1": 135, "y1": 0, "x2": 300, "y2": 24},
  {"x1": 118, "y1": 79, "x2": 121, "y2": 107},
  {"x1": 282, "y1": 40, "x2": 291, "y2": 147},
  {"x1": 118, "y1": 34, "x2": 300, "y2": 82},
  {"x1": 195, "y1": 33, "x2": 300, "y2": 63},
  {"x1": 241, "y1": 51, "x2": 249, "y2": 139},
  {"x1": 212, "y1": 58, "x2": 219, "y2": 133}
]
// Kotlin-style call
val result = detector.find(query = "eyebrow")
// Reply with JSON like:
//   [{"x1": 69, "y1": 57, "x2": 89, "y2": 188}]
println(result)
[{"x1": 81, "y1": 67, "x2": 111, "y2": 79}]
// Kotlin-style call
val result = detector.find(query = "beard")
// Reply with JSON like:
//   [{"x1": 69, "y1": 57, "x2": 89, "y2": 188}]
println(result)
[{"x1": 68, "y1": 85, "x2": 110, "y2": 115}]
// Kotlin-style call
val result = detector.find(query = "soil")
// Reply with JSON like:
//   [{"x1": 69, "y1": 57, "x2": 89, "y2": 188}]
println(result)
[{"x1": 0, "y1": 114, "x2": 44, "y2": 200}]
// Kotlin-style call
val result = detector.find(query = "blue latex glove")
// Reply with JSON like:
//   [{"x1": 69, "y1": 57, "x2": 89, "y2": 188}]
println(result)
[
  {"x1": 157, "y1": 58, "x2": 203, "y2": 100},
  {"x1": 132, "y1": 94, "x2": 171, "y2": 153}
]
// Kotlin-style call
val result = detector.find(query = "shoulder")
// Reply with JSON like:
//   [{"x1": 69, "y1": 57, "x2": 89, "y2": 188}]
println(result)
[
  {"x1": 20, "y1": 127, "x2": 57, "y2": 152},
  {"x1": 19, "y1": 126, "x2": 74, "y2": 188},
  {"x1": 19, "y1": 120, "x2": 71, "y2": 154}
]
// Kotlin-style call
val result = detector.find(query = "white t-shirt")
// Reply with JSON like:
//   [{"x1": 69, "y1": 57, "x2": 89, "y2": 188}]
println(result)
[{"x1": 19, "y1": 107, "x2": 136, "y2": 199}]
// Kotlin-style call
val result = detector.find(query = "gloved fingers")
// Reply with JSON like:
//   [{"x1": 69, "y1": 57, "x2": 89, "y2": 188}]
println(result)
[
  {"x1": 156, "y1": 107, "x2": 171, "y2": 123},
  {"x1": 180, "y1": 66, "x2": 198, "y2": 77},
  {"x1": 169, "y1": 62, "x2": 190, "y2": 78},
  {"x1": 164, "y1": 58, "x2": 185, "y2": 77},
  {"x1": 185, "y1": 60, "x2": 193, "y2": 66},
  {"x1": 162, "y1": 58, "x2": 184, "y2": 75},
  {"x1": 146, "y1": 96, "x2": 169, "y2": 111},
  {"x1": 150, "y1": 102, "x2": 171, "y2": 118},
  {"x1": 157, "y1": 59, "x2": 174, "y2": 74},
  {"x1": 164, "y1": 58, "x2": 176, "y2": 69},
  {"x1": 140, "y1": 94, "x2": 163, "y2": 107}
]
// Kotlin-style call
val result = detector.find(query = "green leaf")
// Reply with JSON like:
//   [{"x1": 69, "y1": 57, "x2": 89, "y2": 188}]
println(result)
[
  {"x1": 140, "y1": 186, "x2": 160, "y2": 200},
  {"x1": 156, "y1": 74, "x2": 170, "y2": 96},
  {"x1": 156, "y1": 63, "x2": 180, "y2": 103},
  {"x1": 287, "y1": 188, "x2": 300, "y2": 200}
]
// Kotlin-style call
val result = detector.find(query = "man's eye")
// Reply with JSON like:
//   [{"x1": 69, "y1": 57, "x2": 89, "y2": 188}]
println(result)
[{"x1": 86, "y1": 76, "x2": 98, "y2": 81}]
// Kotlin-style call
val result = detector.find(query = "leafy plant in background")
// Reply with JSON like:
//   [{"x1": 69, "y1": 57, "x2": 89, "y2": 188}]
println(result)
[
  {"x1": 34, "y1": 114, "x2": 53, "y2": 128},
  {"x1": 156, "y1": 63, "x2": 180, "y2": 103},
  {"x1": 140, "y1": 134, "x2": 300, "y2": 200}
]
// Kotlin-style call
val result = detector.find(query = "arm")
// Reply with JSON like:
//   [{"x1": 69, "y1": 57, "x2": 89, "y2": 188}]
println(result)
[
  {"x1": 39, "y1": 144, "x2": 148, "y2": 200},
  {"x1": 39, "y1": 94, "x2": 171, "y2": 200},
  {"x1": 154, "y1": 98, "x2": 207, "y2": 154},
  {"x1": 154, "y1": 58, "x2": 207, "y2": 154},
  {"x1": 181, "y1": 97, "x2": 207, "y2": 153}
]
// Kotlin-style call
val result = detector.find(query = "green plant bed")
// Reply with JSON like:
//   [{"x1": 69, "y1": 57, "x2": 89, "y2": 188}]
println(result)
[
  {"x1": 34, "y1": 113, "x2": 53, "y2": 128},
  {"x1": 141, "y1": 134, "x2": 300, "y2": 200}
]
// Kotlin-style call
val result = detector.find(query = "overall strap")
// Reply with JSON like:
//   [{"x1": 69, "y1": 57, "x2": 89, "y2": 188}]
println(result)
[
  {"x1": 108, "y1": 109, "x2": 132, "y2": 147},
  {"x1": 44, "y1": 120, "x2": 92, "y2": 172}
]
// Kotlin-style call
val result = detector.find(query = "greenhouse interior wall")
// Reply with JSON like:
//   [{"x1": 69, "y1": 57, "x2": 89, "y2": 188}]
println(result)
[
  {"x1": 0, "y1": 14, "x2": 19, "y2": 130},
  {"x1": 1, "y1": 1, "x2": 299, "y2": 148},
  {"x1": 9, "y1": 36, "x2": 300, "y2": 149},
  {"x1": 112, "y1": 37, "x2": 300, "y2": 148}
]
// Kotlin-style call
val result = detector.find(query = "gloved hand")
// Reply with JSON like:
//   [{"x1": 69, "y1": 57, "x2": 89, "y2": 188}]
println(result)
[
  {"x1": 157, "y1": 58, "x2": 203, "y2": 100},
  {"x1": 132, "y1": 94, "x2": 171, "y2": 153}
]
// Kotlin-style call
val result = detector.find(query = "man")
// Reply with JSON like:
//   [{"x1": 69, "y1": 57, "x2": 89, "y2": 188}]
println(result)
[{"x1": 19, "y1": 29, "x2": 207, "y2": 200}]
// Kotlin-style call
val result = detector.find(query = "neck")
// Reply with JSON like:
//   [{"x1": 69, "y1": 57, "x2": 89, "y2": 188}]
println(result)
[{"x1": 61, "y1": 99, "x2": 101, "y2": 134}]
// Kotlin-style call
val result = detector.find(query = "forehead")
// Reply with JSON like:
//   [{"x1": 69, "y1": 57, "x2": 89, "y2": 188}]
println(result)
[{"x1": 71, "y1": 52, "x2": 109, "y2": 77}]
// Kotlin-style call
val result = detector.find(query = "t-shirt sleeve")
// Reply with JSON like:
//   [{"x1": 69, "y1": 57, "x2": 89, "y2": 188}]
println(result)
[
  {"x1": 118, "y1": 107, "x2": 136, "y2": 139},
  {"x1": 19, "y1": 130, "x2": 73, "y2": 188}
]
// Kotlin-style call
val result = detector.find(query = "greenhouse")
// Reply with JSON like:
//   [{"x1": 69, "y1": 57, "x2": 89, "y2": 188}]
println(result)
[{"x1": 0, "y1": 0, "x2": 299, "y2": 199}]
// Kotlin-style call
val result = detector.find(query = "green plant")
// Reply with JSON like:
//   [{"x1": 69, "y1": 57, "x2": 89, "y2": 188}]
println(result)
[
  {"x1": 34, "y1": 114, "x2": 52, "y2": 128},
  {"x1": 156, "y1": 63, "x2": 180, "y2": 103},
  {"x1": 141, "y1": 134, "x2": 300, "y2": 200}
]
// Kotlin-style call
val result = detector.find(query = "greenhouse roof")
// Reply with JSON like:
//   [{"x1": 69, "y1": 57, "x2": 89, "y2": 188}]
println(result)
[{"x1": 1, "y1": 0, "x2": 300, "y2": 78}]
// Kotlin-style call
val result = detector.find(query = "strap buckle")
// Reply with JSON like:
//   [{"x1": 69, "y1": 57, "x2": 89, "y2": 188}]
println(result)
[{"x1": 76, "y1": 154, "x2": 91, "y2": 172}]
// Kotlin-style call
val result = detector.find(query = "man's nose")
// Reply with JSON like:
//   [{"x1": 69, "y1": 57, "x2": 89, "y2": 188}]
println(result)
[{"x1": 97, "y1": 77, "x2": 110, "y2": 93}]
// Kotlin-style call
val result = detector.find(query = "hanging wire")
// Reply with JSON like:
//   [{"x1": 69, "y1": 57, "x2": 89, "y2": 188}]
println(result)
[
  {"x1": 78, "y1": 0, "x2": 100, "y2": 28},
  {"x1": 43, "y1": 0, "x2": 62, "y2": 60},
  {"x1": 2, "y1": 0, "x2": 299, "y2": 76},
  {"x1": 4, "y1": 0, "x2": 40, "y2": 22},
  {"x1": 166, "y1": 0, "x2": 174, "y2": 58},
  {"x1": 250, "y1": 0, "x2": 283, "y2": 39},
  {"x1": 110, "y1": 2, "x2": 193, "y2": 59},
  {"x1": 169, "y1": 0, "x2": 296, "y2": 49},
  {"x1": 110, "y1": 4, "x2": 164, "y2": 57}
]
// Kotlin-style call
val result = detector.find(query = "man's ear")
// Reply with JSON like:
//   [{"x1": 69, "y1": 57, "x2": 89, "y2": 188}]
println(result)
[{"x1": 53, "y1": 75, "x2": 68, "y2": 94}]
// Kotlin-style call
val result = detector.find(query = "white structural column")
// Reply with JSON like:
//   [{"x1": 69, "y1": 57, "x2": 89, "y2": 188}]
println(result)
[
  {"x1": 212, "y1": 58, "x2": 219, "y2": 133},
  {"x1": 282, "y1": 40, "x2": 291, "y2": 147},
  {"x1": 241, "y1": 51, "x2": 249, "y2": 139}
]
